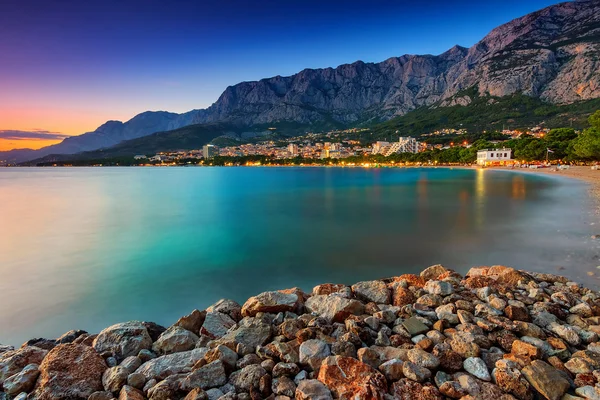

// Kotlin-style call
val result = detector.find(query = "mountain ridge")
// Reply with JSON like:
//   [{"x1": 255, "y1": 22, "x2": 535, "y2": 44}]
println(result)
[{"x1": 2, "y1": 0, "x2": 599, "y2": 164}]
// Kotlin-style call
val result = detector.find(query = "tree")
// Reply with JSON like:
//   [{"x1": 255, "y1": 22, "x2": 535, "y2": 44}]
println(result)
[
  {"x1": 568, "y1": 111, "x2": 600, "y2": 160},
  {"x1": 590, "y1": 110, "x2": 600, "y2": 130}
]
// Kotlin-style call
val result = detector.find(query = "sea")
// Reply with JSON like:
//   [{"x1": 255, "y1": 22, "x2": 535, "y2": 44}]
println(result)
[{"x1": 0, "y1": 166, "x2": 598, "y2": 346}]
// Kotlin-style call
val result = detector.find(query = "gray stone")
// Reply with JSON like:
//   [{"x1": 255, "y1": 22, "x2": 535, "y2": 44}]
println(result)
[
  {"x1": 228, "y1": 364, "x2": 268, "y2": 392},
  {"x1": 305, "y1": 294, "x2": 365, "y2": 323},
  {"x1": 221, "y1": 317, "x2": 271, "y2": 349},
  {"x1": 135, "y1": 348, "x2": 207, "y2": 380},
  {"x1": 152, "y1": 325, "x2": 199, "y2": 355},
  {"x1": 200, "y1": 312, "x2": 236, "y2": 339},
  {"x1": 463, "y1": 357, "x2": 491, "y2": 381},
  {"x1": 351, "y1": 280, "x2": 391, "y2": 304},
  {"x1": 424, "y1": 280, "x2": 453, "y2": 296},
  {"x1": 102, "y1": 366, "x2": 129, "y2": 393},
  {"x1": 295, "y1": 379, "x2": 333, "y2": 400},
  {"x1": 402, "y1": 361, "x2": 431, "y2": 382},
  {"x1": 299, "y1": 339, "x2": 331, "y2": 371},
  {"x1": 402, "y1": 316, "x2": 429, "y2": 336},
  {"x1": 93, "y1": 321, "x2": 152, "y2": 360},
  {"x1": 182, "y1": 360, "x2": 227, "y2": 390},
  {"x1": 2, "y1": 363, "x2": 39, "y2": 395}
]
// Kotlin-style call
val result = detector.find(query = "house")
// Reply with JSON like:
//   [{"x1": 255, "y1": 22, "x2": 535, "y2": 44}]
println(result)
[{"x1": 477, "y1": 148, "x2": 513, "y2": 166}]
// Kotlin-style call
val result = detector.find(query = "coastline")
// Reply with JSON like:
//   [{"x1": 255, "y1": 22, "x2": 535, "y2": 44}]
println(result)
[{"x1": 2, "y1": 265, "x2": 600, "y2": 399}]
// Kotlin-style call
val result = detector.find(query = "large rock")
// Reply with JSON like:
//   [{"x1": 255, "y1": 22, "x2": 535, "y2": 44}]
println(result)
[
  {"x1": 93, "y1": 321, "x2": 152, "y2": 360},
  {"x1": 152, "y1": 326, "x2": 199, "y2": 355},
  {"x1": 200, "y1": 312, "x2": 236, "y2": 339},
  {"x1": 181, "y1": 360, "x2": 227, "y2": 390},
  {"x1": 174, "y1": 309, "x2": 206, "y2": 334},
  {"x1": 228, "y1": 364, "x2": 268, "y2": 392},
  {"x1": 221, "y1": 317, "x2": 272, "y2": 349},
  {"x1": 351, "y1": 280, "x2": 391, "y2": 304},
  {"x1": 305, "y1": 294, "x2": 365, "y2": 323},
  {"x1": 205, "y1": 299, "x2": 242, "y2": 322},
  {"x1": 135, "y1": 348, "x2": 207, "y2": 381},
  {"x1": 420, "y1": 265, "x2": 448, "y2": 281},
  {"x1": 102, "y1": 366, "x2": 129, "y2": 393},
  {"x1": 317, "y1": 356, "x2": 387, "y2": 399},
  {"x1": 32, "y1": 344, "x2": 107, "y2": 400},
  {"x1": 295, "y1": 379, "x2": 333, "y2": 400},
  {"x1": 299, "y1": 340, "x2": 331, "y2": 371},
  {"x1": 521, "y1": 360, "x2": 570, "y2": 400},
  {"x1": 241, "y1": 291, "x2": 299, "y2": 317},
  {"x1": 2, "y1": 363, "x2": 40, "y2": 395},
  {"x1": 0, "y1": 346, "x2": 47, "y2": 384}
]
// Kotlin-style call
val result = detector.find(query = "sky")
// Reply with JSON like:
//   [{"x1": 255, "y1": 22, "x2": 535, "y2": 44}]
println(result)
[{"x1": 0, "y1": 0, "x2": 563, "y2": 151}]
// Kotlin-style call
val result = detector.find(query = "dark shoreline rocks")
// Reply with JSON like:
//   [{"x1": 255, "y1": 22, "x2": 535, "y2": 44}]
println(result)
[{"x1": 3, "y1": 265, "x2": 600, "y2": 399}]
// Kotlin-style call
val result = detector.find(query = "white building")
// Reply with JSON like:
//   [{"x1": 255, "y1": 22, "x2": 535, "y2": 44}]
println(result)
[
  {"x1": 133, "y1": 155, "x2": 147, "y2": 160},
  {"x1": 203, "y1": 144, "x2": 219, "y2": 159},
  {"x1": 287, "y1": 143, "x2": 299, "y2": 156},
  {"x1": 383, "y1": 137, "x2": 420, "y2": 156},
  {"x1": 372, "y1": 141, "x2": 390, "y2": 155},
  {"x1": 477, "y1": 148, "x2": 513, "y2": 166}
]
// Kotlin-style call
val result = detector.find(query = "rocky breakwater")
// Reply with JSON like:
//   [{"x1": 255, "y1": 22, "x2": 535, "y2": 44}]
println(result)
[{"x1": 5, "y1": 266, "x2": 600, "y2": 399}]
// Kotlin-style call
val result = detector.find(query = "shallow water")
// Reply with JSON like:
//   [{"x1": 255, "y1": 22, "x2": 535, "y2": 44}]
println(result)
[{"x1": 0, "y1": 167, "x2": 597, "y2": 345}]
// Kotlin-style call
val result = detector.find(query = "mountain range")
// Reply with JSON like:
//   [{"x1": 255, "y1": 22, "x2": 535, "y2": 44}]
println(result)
[{"x1": 2, "y1": 0, "x2": 599, "y2": 164}]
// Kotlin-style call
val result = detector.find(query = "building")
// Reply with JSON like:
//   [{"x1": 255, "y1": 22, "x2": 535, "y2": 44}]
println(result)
[
  {"x1": 477, "y1": 148, "x2": 513, "y2": 166},
  {"x1": 372, "y1": 141, "x2": 390, "y2": 155},
  {"x1": 383, "y1": 137, "x2": 420, "y2": 156},
  {"x1": 133, "y1": 155, "x2": 147, "y2": 160},
  {"x1": 203, "y1": 144, "x2": 219, "y2": 159},
  {"x1": 287, "y1": 143, "x2": 299, "y2": 157}
]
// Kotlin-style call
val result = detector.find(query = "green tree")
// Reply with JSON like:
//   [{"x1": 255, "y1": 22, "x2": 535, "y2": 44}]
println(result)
[{"x1": 568, "y1": 111, "x2": 600, "y2": 160}]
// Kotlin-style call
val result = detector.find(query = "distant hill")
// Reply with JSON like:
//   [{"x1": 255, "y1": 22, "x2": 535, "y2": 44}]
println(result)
[{"x1": 3, "y1": 0, "x2": 600, "y2": 163}]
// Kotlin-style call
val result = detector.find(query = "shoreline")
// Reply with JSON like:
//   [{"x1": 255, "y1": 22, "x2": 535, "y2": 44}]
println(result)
[{"x1": 2, "y1": 265, "x2": 600, "y2": 399}]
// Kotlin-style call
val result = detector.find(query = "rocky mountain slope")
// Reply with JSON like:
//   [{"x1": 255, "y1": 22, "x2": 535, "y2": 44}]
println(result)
[{"x1": 2, "y1": 0, "x2": 599, "y2": 163}]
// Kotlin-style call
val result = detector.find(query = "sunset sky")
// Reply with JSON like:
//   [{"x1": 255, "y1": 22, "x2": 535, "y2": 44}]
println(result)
[{"x1": 0, "y1": 0, "x2": 560, "y2": 151}]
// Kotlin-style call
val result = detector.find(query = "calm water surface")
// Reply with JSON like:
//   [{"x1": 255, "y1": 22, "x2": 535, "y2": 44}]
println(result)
[{"x1": 0, "y1": 167, "x2": 598, "y2": 345}]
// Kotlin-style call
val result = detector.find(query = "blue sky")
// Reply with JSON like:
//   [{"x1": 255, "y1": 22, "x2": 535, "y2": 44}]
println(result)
[{"x1": 0, "y1": 0, "x2": 562, "y2": 145}]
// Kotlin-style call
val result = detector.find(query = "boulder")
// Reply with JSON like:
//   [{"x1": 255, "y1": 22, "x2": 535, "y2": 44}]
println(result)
[
  {"x1": 305, "y1": 294, "x2": 364, "y2": 323},
  {"x1": 206, "y1": 299, "x2": 242, "y2": 322},
  {"x1": 32, "y1": 343, "x2": 107, "y2": 400},
  {"x1": 420, "y1": 265, "x2": 448, "y2": 281},
  {"x1": 199, "y1": 312, "x2": 236, "y2": 339},
  {"x1": 424, "y1": 280, "x2": 453, "y2": 296},
  {"x1": 102, "y1": 366, "x2": 129, "y2": 393},
  {"x1": 228, "y1": 364, "x2": 268, "y2": 392},
  {"x1": 181, "y1": 360, "x2": 226, "y2": 390},
  {"x1": 152, "y1": 325, "x2": 199, "y2": 355},
  {"x1": 463, "y1": 357, "x2": 491, "y2": 381},
  {"x1": 0, "y1": 346, "x2": 47, "y2": 384},
  {"x1": 221, "y1": 317, "x2": 271, "y2": 349},
  {"x1": 521, "y1": 360, "x2": 570, "y2": 400},
  {"x1": 118, "y1": 385, "x2": 144, "y2": 400},
  {"x1": 2, "y1": 363, "x2": 40, "y2": 395},
  {"x1": 391, "y1": 379, "x2": 443, "y2": 400},
  {"x1": 317, "y1": 356, "x2": 387, "y2": 399},
  {"x1": 295, "y1": 379, "x2": 333, "y2": 400},
  {"x1": 175, "y1": 309, "x2": 206, "y2": 334},
  {"x1": 93, "y1": 322, "x2": 152, "y2": 360},
  {"x1": 135, "y1": 348, "x2": 207, "y2": 381},
  {"x1": 299, "y1": 340, "x2": 331, "y2": 371},
  {"x1": 351, "y1": 280, "x2": 391, "y2": 304},
  {"x1": 241, "y1": 291, "x2": 299, "y2": 317},
  {"x1": 55, "y1": 330, "x2": 88, "y2": 344}
]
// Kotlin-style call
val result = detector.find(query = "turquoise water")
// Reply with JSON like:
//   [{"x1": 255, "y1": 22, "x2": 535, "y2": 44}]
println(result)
[{"x1": 0, "y1": 167, "x2": 597, "y2": 345}]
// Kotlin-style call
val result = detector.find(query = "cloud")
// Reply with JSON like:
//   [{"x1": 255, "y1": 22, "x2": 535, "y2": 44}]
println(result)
[{"x1": 0, "y1": 129, "x2": 71, "y2": 141}]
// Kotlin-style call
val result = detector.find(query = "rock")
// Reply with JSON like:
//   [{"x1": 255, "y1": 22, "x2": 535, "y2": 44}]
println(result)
[
  {"x1": 378, "y1": 359, "x2": 404, "y2": 381},
  {"x1": 407, "y1": 348, "x2": 440, "y2": 369},
  {"x1": 450, "y1": 337, "x2": 480, "y2": 358},
  {"x1": 272, "y1": 362, "x2": 300, "y2": 378},
  {"x1": 575, "y1": 386, "x2": 600, "y2": 400},
  {"x1": 184, "y1": 388, "x2": 208, "y2": 400},
  {"x1": 305, "y1": 294, "x2": 365, "y2": 323},
  {"x1": 402, "y1": 361, "x2": 431, "y2": 382},
  {"x1": 295, "y1": 379, "x2": 333, "y2": 400},
  {"x1": 402, "y1": 316, "x2": 430, "y2": 336},
  {"x1": 228, "y1": 364, "x2": 267, "y2": 392},
  {"x1": 241, "y1": 291, "x2": 300, "y2": 317},
  {"x1": 317, "y1": 356, "x2": 387, "y2": 399},
  {"x1": 118, "y1": 385, "x2": 144, "y2": 400},
  {"x1": 206, "y1": 299, "x2": 242, "y2": 322},
  {"x1": 221, "y1": 317, "x2": 272, "y2": 349},
  {"x1": 299, "y1": 339, "x2": 330, "y2": 371},
  {"x1": 152, "y1": 325, "x2": 199, "y2": 355},
  {"x1": 126, "y1": 373, "x2": 145, "y2": 390},
  {"x1": 200, "y1": 312, "x2": 236, "y2": 339},
  {"x1": 312, "y1": 284, "x2": 348, "y2": 296},
  {"x1": 521, "y1": 360, "x2": 570, "y2": 400},
  {"x1": 102, "y1": 366, "x2": 129, "y2": 393},
  {"x1": 351, "y1": 280, "x2": 391, "y2": 304},
  {"x1": 438, "y1": 381, "x2": 467, "y2": 398},
  {"x1": 0, "y1": 345, "x2": 14, "y2": 354},
  {"x1": 33, "y1": 343, "x2": 107, "y2": 400},
  {"x1": 135, "y1": 348, "x2": 207, "y2": 380},
  {"x1": 2, "y1": 363, "x2": 40, "y2": 395},
  {"x1": 0, "y1": 346, "x2": 47, "y2": 383},
  {"x1": 175, "y1": 309, "x2": 206, "y2": 334},
  {"x1": 393, "y1": 287, "x2": 416, "y2": 307},
  {"x1": 424, "y1": 280, "x2": 453, "y2": 296},
  {"x1": 463, "y1": 357, "x2": 491, "y2": 381},
  {"x1": 272, "y1": 376, "x2": 296, "y2": 397},
  {"x1": 205, "y1": 388, "x2": 224, "y2": 400},
  {"x1": 390, "y1": 378, "x2": 443, "y2": 400},
  {"x1": 493, "y1": 367, "x2": 533, "y2": 400},
  {"x1": 182, "y1": 360, "x2": 227, "y2": 390},
  {"x1": 93, "y1": 322, "x2": 152, "y2": 360},
  {"x1": 88, "y1": 391, "x2": 114, "y2": 400},
  {"x1": 204, "y1": 345, "x2": 238, "y2": 371},
  {"x1": 420, "y1": 265, "x2": 448, "y2": 281},
  {"x1": 141, "y1": 322, "x2": 166, "y2": 342},
  {"x1": 55, "y1": 330, "x2": 88, "y2": 344}
]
